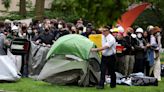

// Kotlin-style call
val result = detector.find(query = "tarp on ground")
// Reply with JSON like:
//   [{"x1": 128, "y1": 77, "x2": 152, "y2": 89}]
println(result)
[
  {"x1": 28, "y1": 42, "x2": 50, "y2": 76},
  {"x1": 38, "y1": 34, "x2": 101, "y2": 86},
  {"x1": 0, "y1": 51, "x2": 21, "y2": 81}
]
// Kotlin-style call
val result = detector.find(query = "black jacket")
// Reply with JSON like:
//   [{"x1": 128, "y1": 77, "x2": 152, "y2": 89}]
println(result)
[
  {"x1": 134, "y1": 37, "x2": 147, "y2": 59},
  {"x1": 124, "y1": 35, "x2": 136, "y2": 55}
]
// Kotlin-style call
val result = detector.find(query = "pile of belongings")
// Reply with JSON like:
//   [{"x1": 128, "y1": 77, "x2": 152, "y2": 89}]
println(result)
[{"x1": 106, "y1": 72, "x2": 158, "y2": 86}]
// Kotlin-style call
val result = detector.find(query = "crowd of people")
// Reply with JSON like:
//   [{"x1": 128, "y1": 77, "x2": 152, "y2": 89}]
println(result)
[
  {"x1": 91, "y1": 25, "x2": 161, "y2": 89},
  {"x1": 0, "y1": 18, "x2": 162, "y2": 89}
]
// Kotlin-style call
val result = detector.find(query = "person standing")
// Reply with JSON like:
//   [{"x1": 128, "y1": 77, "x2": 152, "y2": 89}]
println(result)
[
  {"x1": 143, "y1": 31, "x2": 151, "y2": 76},
  {"x1": 124, "y1": 27, "x2": 136, "y2": 76},
  {"x1": 91, "y1": 26, "x2": 116, "y2": 89},
  {"x1": 0, "y1": 22, "x2": 6, "y2": 55},
  {"x1": 149, "y1": 26, "x2": 161, "y2": 81},
  {"x1": 115, "y1": 32, "x2": 126, "y2": 75},
  {"x1": 0, "y1": 30, "x2": 6, "y2": 55},
  {"x1": 133, "y1": 28, "x2": 147, "y2": 73}
]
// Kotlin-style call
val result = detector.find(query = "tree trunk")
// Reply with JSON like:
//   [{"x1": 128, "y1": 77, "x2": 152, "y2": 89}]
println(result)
[
  {"x1": 20, "y1": 0, "x2": 26, "y2": 18},
  {"x1": 35, "y1": 0, "x2": 45, "y2": 21}
]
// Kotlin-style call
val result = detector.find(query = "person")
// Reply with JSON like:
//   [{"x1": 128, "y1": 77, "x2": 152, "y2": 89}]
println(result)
[
  {"x1": 110, "y1": 28, "x2": 119, "y2": 38},
  {"x1": 124, "y1": 27, "x2": 136, "y2": 76},
  {"x1": 35, "y1": 25, "x2": 54, "y2": 46},
  {"x1": 0, "y1": 29, "x2": 6, "y2": 55},
  {"x1": 53, "y1": 20, "x2": 69, "y2": 40},
  {"x1": 31, "y1": 28, "x2": 40, "y2": 41},
  {"x1": 81, "y1": 27, "x2": 92, "y2": 38},
  {"x1": 71, "y1": 26, "x2": 78, "y2": 34},
  {"x1": 0, "y1": 22, "x2": 6, "y2": 55},
  {"x1": 18, "y1": 23, "x2": 28, "y2": 39},
  {"x1": 143, "y1": 31, "x2": 151, "y2": 76},
  {"x1": 115, "y1": 32, "x2": 126, "y2": 75},
  {"x1": 154, "y1": 26, "x2": 162, "y2": 81},
  {"x1": 133, "y1": 27, "x2": 147, "y2": 73},
  {"x1": 91, "y1": 26, "x2": 116, "y2": 89},
  {"x1": 149, "y1": 26, "x2": 161, "y2": 81}
]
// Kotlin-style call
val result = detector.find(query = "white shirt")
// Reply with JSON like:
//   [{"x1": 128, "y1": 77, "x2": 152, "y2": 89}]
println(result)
[
  {"x1": 150, "y1": 35, "x2": 157, "y2": 45},
  {"x1": 102, "y1": 34, "x2": 116, "y2": 56}
]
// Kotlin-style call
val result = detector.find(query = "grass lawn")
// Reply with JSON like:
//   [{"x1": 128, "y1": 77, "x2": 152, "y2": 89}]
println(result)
[
  {"x1": 0, "y1": 78, "x2": 163, "y2": 92},
  {"x1": 0, "y1": 53, "x2": 164, "y2": 92}
]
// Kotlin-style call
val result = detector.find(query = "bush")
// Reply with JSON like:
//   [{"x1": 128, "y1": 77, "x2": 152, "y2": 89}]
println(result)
[{"x1": 0, "y1": 11, "x2": 35, "y2": 21}]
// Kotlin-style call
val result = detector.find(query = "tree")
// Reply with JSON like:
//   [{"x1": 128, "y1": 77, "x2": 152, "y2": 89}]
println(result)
[
  {"x1": 75, "y1": 0, "x2": 128, "y2": 26},
  {"x1": 52, "y1": 0, "x2": 128, "y2": 27},
  {"x1": 19, "y1": 0, "x2": 26, "y2": 18},
  {"x1": 132, "y1": 0, "x2": 164, "y2": 47},
  {"x1": 35, "y1": 0, "x2": 45, "y2": 20},
  {"x1": 2, "y1": 0, "x2": 11, "y2": 11}
]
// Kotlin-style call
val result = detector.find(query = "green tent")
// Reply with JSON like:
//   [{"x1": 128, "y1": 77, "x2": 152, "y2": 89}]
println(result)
[
  {"x1": 46, "y1": 34, "x2": 95, "y2": 60},
  {"x1": 38, "y1": 34, "x2": 101, "y2": 86}
]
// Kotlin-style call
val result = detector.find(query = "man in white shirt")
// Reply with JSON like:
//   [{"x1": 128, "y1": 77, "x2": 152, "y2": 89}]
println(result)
[{"x1": 91, "y1": 26, "x2": 116, "y2": 89}]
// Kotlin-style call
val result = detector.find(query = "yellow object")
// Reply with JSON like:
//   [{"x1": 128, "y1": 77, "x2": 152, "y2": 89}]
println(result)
[
  {"x1": 113, "y1": 28, "x2": 119, "y2": 33},
  {"x1": 89, "y1": 34, "x2": 102, "y2": 48}
]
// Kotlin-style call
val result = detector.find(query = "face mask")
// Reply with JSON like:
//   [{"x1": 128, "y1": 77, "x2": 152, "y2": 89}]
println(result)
[
  {"x1": 39, "y1": 24, "x2": 42, "y2": 27},
  {"x1": 22, "y1": 27, "x2": 27, "y2": 30},
  {"x1": 58, "y1": 24, "x2": 63, "y2": 29},
  {"x1": 127, "y1": 32, "x2": 131, "y2": 36},
  {"x1": 27, "y1": 29, "x2": 32, "y2": 34},
  {"x1": 45, "y1": 29, "x2": 49, "y2": 32},
  {"x1": 156, "y1": 32, "x2": 160, "y2": 36},
  {"x1": 23, "y1": 33, "x2": 26, "y2": 36},
  {"x1": 137, "y1": 33, "x2": 142, "y2": 38}
]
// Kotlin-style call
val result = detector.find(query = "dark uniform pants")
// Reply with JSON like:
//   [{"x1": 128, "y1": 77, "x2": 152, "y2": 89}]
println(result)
[{"x1": 99, "y1": 54, "x2": 116, "y2": 87}]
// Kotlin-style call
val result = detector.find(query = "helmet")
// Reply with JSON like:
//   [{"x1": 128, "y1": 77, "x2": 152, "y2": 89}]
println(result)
[
  {"x1": 136, "y1": 27, "x2": 143, "y2": 33},
  {"x1": 110, "y1": 28, "x2": 119, "y2": 33},
  {"x1": 117, "y1": 26, "x2": 124, "y2": 33},
  {"x1": 12, "y1": 25, "x2": 19, "y2": 32}
]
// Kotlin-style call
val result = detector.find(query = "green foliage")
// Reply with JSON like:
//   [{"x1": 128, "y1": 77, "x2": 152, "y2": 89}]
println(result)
[
  {"x1": 75, "y1": 0, "x2": 127, "y2": 26},
  {"x1": 2, "y1": 0, "x2": 11, "y2": 11},
  {"x1": 0, "y1": 11, "x2": 35, "y2": 21},
  {"x1": 51, "y1": 0, "x2": 80, "y2": 22},
  {"x1": 133, "y1": 9, "x2": 160, "y2": 29},
  {"x1": 44, "y1": 10, "x2": 79, "y2": 23},
  {"x1": 133, "y1": 0, "x2": 164, "y2": 28},
  {"x1": 52, "y1": 0, "x2": 128, "y2": 26}
]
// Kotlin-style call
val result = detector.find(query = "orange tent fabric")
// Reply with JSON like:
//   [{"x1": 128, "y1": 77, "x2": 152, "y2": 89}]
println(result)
[{"x1": 117, "y1": 3, "x2": 150, "y2": 31}]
